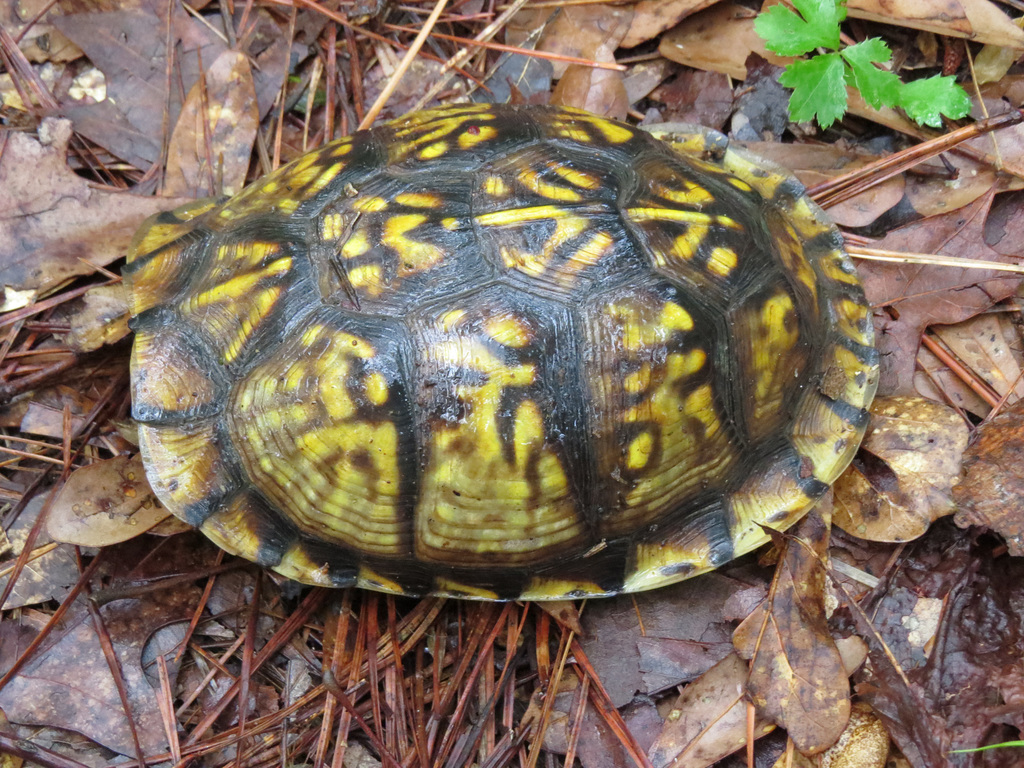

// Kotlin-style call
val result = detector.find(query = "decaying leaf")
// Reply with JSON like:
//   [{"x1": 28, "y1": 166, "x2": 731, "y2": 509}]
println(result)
[
  {"x1": 0, "y1": 496, "x2": 79, "y2": 610},
  {"x1": 47, "y1": 455, "x2": 168, "y2": 547},
  {"x1": 164, "y1": 50, "x2": 260, "y2": 198},
  {"x1": 647, "y1": 653, "x2": 773, "y2": 768},
  {"x1": 733, "y1": 508, "x2": 850, "y2": 755},
  {"x1": 815, "y1": 702, "x2": 890, "y2": 768},
  {"x1": 834, "y1": 396, "x2": 969, "y2": 542},
  {"x1": 954, "y1": 398, "x2": 1024, "y2": 554}
]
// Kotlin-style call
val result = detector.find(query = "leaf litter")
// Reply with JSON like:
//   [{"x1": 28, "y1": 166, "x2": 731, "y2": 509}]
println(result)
[{"x1": 3, "y1": 0, "x2": 1024, "y2": 766}]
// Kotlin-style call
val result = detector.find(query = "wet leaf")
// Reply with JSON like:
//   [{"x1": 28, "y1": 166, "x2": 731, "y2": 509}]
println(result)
[
  {"x1": 861, "y1": 193, "x2": 1022, "y2": 395},
  {"x1": 834, "y1": 396, "x2": 969, "y2": 542},
  {"x1": 733, "y1": 507, "x2": 850, "y2": 755},
  {"x1": 647, "y1": 653, "x2": 774, "y2": 768},
  {"x1": 954, "y1": 398, "x2": 1024, "y2": 554},
  {"x1": 48, "y1": 455, "x2": 168, "y2": 548}
]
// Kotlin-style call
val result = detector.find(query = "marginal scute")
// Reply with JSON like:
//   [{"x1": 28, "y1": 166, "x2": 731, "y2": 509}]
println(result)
[{"x1": 126, "y1": 104, "x2": 879, "y2": 598}]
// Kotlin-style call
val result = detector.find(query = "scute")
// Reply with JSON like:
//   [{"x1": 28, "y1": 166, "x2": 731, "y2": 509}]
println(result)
[{"x1": 124, "y1": 104, "x2": 879, "y2": 600}]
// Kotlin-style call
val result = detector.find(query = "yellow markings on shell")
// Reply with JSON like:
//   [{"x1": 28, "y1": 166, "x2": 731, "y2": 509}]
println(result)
[
  {"x1": 321, "y1": 213, "x2": 344, "y2": 241},
  {"x1": 627, "y1": 431, "x2": 654, "y2": 470},
  {"x1": 189, "y1": 256, "x2": 291, "y2": 308},
  {"x1": 330, "y1": 141, "x2": 353, "y2": 158},
  {"x1": 306, "y1": 162, "x2": 345, "y2": 195},
  {"x1": 433, "y1": 578, "x2": 500, "y2": 600},
  {"x1": 834, "y1": 297, "x2": 873, "y2": 347},
  {"x1": 418, "y1": 140, "x2": 449, "y2": 160},
  {"x1": 624, "y1": 364, "x2": 652, "y2": 394},
  {"x1": 550, "y1": 163, "x2": 600, "y2": 190},
  {"x1": 662, "y1": 227, "x2": 707, "y2": 264},
  {"x1": 364, "y1": 371, "x2": 390, "y2": 405},
  {"x1": 347, "y1": 264, "x2": 384, "y2": 297},
  {"x1": 352, "y1": 196, "x2": 388, "y2": 213},
  {"x1": 357, "y1": 566, "x2": 406, "y2": 596},
  {"x1": 440, "y1": 309, "x2": 466, "y2": 330},
  {"x1": 416, "y1": 317, "x2": 581, "y2": 563},
  {"x1": 213, "y1": 241, "x2": 280, "y2": 272},
  {"x1": 276, "y1": 545, "x2": 335, "y2": 587},
  {"x1": 222, "y1": 286, "x2": 283, "y2": 364},
  {"x1": 200, "y1": 498, "x2": 265, "y2": 563},
  {"x1": 591, "y1": 117, "x2": 634, "y2": 144},
  {"x1": 521, "y1": 577, "x2": 611, "y2": 600},
  {"x1": 727, "y1": 177, "x2": 753, "y2": 193},
  {"x1": 653, "y1": 181, "x2": 715, "y2": 206},
  {"x1": 625, "y1": 208, "x2": 741, "y2": 229},
  {"x1": 518, "y1": 166, "x2": 584, "y2": 202},
  {"x1": 485, "y1": 314, "x2": 534, "y2": 348},
  {"x1": 458, "y1": 124, "x2": 497, "y2": 149},
  {"x1": 341, "y1": 228, "x2": 371, "y2": 259},
  {"x1": 551, "y1": 114, "x2": 634, "y2": 144},
  {"x1": 476, "y1": 204, "x2": 581, "y2": 228},
  {"x1": 707, "y1": 246, "x2": 738, "y2": 278},
  {"x1": 441, "y1": 217, "x2": 461, "y2": 230},
  {"x1": 232, "y1": 328, "x2": 406, "y2": 556},
  {"x1": 138, "y1": 422, "x2": 224, "y2": 515},
  {"x1": 625, "y1": 540, "x2": 717, "y2": 593},
  {"x1": 660, "y1": 302, "x2": 693, "y2": 332},
  {"x1": 558, "y1": 231, "x2": 615, "y2": 285},
  {"x1": 383, "y1": 214, "x2": 444, "y2": 275},
  {"x1": 484, "y1": 175, "x2": 510, "y2": 197},
  {"x1": 395, "y1": 192, "x2": 443, "y2": 208},
  {"x1": 478, "y1": 206, "x2": 590, "y2": 280}
]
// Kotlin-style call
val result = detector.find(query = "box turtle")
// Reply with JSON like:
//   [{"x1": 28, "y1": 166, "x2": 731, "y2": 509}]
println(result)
[{"x1": 124, "y1": 104, "x2": 878, "y2": 600}]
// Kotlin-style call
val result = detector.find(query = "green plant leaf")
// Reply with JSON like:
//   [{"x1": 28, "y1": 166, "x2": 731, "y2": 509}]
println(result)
[
  {"x1": 754, "y1": 0, "x2": 845, "y2": 57},
  {"x1": 841, "y1": 39, "x2": 900, "y2": 109},
  {"x1": 779, "y1": 53, "x2": 847, "y2": 128},
  {"x1": 898, "y1": 76, "x2": 972, "y2": 127}
]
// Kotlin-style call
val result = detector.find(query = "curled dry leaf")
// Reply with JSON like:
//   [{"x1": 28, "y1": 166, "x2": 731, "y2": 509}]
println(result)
[
  {"x1": 647, "y1": 653, "x2": 773, "y2": 768},
  {"x1": 954, "y1": 397, "x2": 1024, "y2": 554},
  {"x1": 47, "y1": 454, "x2": 169, "y2": 547},
  {"x1": 833, "y1": 396, "x2": 969, "y2": 543},
  {"x1": 733, "y1": 507, "x2": 850, "y2": 756}
]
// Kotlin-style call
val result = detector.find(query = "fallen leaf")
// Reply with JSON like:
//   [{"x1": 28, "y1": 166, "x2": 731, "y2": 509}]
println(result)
[
  {"x1": 48, "y1": 455, "x2": 169, "y2": 547},
  {"x1": 165, "y1": 50, "x2": 260, "y2": 198},
  {"x1": 647, "y1": 653, "x2": 774, "y2": 768},
  {"x1": 0, "y1": 119, "x2": 190, "y2": 295},
  {"x1": 834, "y1": 397, "x2": 969, "y2": 542},
  {"x1": 954, "y1": 398, "x2": 1024, "y2": 554},
  {"x1": 860, "y1": 192, "x2": 1022, "y2": 395},
  {"x1": 0, "y1": 495, "x2": 79, "y2": 610},
  {"x1": 733, "y1": 507, "x2": 850, "y2": 755}
]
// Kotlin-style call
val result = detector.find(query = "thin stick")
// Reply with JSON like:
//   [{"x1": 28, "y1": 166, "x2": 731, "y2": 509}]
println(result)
[{"x1": 360, "y1": 0, "x2": 450, "y2": 129}]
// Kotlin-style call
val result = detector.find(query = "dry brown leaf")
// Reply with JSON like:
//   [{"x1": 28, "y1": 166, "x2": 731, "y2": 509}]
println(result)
[
  {"x1": 0, "y1": 580, "x2": 201, "y2": 756},
  {"x1": 647, "y1": 653, "x2": 773, "y2": 768},
  {"x1": 165, "y1": 50, "x2": 260, "y2": 198},
  {"x1": 47, "y1": 455, "x2": 169, "y2": 547},
  {"x1": 954, "y1": 398, "x2": 1024, "y2": 554},
  {"x1": 536, "y1": 5, "x2": 632, "y2": 79},
  {"x1": 0, "y1": 119, "x2": 190, "y2": 296},
  {"x1": 813, "y1": 702, "x2": 890, "y2": 768},
  {"x1": 834, "y1": 396, "x2": 969, "y2": 542},
  {"x1": 848, "y1": 0, "x2": 1024, "y2": 49},
  {"x1": 620, "y1": 0, "x2": 718, "y2": 48},
  {"x1": 551, "y1": 65, "x2": 629, "y2": 120},
  {"x1": 733, "y1": 507, "x2": 850, "y2": 755}
]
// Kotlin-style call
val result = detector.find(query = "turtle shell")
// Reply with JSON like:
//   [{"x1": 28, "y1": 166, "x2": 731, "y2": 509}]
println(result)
[{"x1": 123, "y1": 103, "x2": 878, "y2": 600}]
